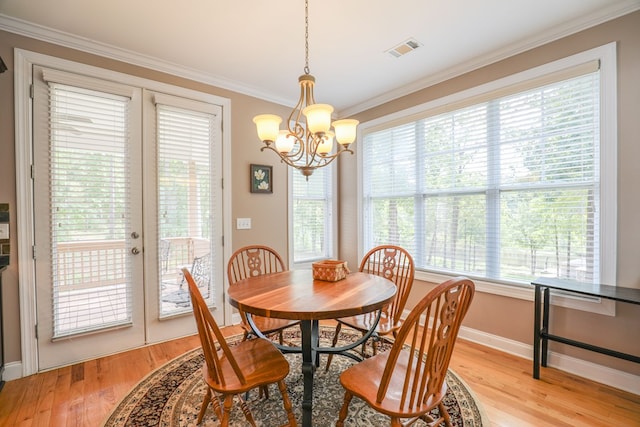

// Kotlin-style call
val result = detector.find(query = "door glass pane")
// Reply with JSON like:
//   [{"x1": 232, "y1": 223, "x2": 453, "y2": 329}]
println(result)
[
  {"x1": 49, "y1": 83, "x2": 132, "y2": 338},
  {"x1": 157, "y1": 104, "x2": 214, "y2": 316}
]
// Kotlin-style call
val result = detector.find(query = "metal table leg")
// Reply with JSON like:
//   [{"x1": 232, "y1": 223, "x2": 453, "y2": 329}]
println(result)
[
  {"x1": 542, "y1": 287, "x2": 550, "y2": 367},
  {"x1": 533, "y1": 285, "x2": 541, "y2": 379}
]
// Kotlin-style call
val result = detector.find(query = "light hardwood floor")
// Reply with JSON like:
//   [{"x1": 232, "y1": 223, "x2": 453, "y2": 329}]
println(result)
[{"x1": 0, "y1": 323, "x2": 638, "y2": 426}]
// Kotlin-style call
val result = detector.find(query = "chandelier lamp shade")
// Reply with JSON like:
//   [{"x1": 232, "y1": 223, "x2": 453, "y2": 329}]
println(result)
[{"x1": 252, "y1": 0, "x2": 358, "y2": 178}]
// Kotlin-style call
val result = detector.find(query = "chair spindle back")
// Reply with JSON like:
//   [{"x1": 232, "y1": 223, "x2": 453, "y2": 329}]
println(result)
[
  {"x1": 227, "y1": 245, "x2": 285, "y2": 285},
  {"x1": 359, "y1": 245, "x2": 415, "y2": 320},
  {"x1": 185, "y1": 268, "x2": 246, "y2": 388},
  {"x1": 376, "y1": 277, "x2": 474, "y2": 410}
]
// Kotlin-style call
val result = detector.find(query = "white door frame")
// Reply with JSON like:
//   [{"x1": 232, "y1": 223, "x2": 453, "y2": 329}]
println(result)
[{"x1": 14, "y1": 48, "x2": 233, "y2": 376}]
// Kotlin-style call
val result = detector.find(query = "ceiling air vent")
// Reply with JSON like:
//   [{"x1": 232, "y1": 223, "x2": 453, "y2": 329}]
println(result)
[{"x1": 386, "y1": 38, "x2": 422, "y2": 58}]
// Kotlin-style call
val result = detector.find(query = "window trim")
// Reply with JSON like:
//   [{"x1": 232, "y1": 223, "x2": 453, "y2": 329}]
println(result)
[{"x1": 357, "y1": 42, "x2": 617, "y2": 314}]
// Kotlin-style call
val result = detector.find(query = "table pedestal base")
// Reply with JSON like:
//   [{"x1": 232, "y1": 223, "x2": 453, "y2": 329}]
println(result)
[
  {"x1": 246, "y1": 313, "x2": 382, "y2": 427},
  {"x1": 300, "y1": 320, "x2": 316, "y2": 427}
]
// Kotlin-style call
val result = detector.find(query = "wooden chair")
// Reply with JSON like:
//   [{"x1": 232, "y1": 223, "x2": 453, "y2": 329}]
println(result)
[
  {"x1": 184, "y1": 268, "x2": 298, "y2": 426},
  {"x1": 227, "y1": 245, "x2": 300, "y2": 344},
  {"x1": 325, "y1": 245, "x2": 415, "y2": 370},
  {"x1": 336, "y1": 277, "x2": 475, "y2": 427}
]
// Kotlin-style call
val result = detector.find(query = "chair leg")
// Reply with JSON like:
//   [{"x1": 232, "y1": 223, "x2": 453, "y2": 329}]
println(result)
[
  {"x1": 197, "y1": 388, "x2": 213, "y2": 424},
  {"x1": 210, "y1": 392, "x2": 224, "y2": 422},
  {"x1": 244, "y1": 385, "x2": 270, "y2": 401},
  {"x1": 371, "y1": 334, "x2": 380, "y2": 356},
  {"x1": 238, "y1": 394, "x2": 257, "y2": 426},
  {"x1": 258, "y1": 385, "x2": 269, "y2": 399},
  {"x1": 361, "y1": 331, "x2": 368, "y2": 356},
  {"x1": 220, "y1": 394, "x2": 234, "y2": 426},
  {"x1": 418, "y1": 402, "x2": 449, "y2": 427},
  {"x1": 324, "y1": 322, "x2": 342, "y2": 371},
  {"x1": 439, "y1": 402, "x2": 452, "y2": 427},
  {"x1": 335, "y1": 390, "x2": 353, "y2": 427},
  {"x1": 276, "y1": 379, "x2": 298, "y2": 427}
]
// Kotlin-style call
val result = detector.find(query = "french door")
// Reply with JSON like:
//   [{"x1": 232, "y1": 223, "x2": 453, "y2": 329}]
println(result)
[{"x1": 30, "y1": 64, "x2": 224, "y2": 370}]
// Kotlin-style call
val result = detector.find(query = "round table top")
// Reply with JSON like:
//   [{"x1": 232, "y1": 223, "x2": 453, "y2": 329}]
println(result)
[{"x1": 227, "y1": 269, "x2": 397, "y2": 321}]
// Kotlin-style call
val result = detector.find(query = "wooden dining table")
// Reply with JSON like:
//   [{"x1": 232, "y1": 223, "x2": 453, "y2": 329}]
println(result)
[{"x1": 227, "y1": 269, "x2": 397, "y2": 427}]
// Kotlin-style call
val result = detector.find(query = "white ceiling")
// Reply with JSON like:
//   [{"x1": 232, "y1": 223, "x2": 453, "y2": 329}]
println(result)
[{"x1": 1, "y1": 0, "x2": 639, "y2": 116}]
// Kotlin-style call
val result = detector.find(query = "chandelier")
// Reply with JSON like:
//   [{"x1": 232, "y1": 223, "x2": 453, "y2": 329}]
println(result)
[{"x1": 252, "y1": 0, "x2": 358, "y2": 178}]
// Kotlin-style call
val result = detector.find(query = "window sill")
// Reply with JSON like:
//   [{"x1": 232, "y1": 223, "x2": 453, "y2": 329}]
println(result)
[{"x1": 415, "y1": 270, "x2": 615, "y2": 316}]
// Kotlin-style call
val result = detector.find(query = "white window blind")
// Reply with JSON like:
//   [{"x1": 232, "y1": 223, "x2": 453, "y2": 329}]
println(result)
[
  {"x1": 48, "y1": 82, "x2": 133, "y2": 338},
  {"x1": 291, "y1": 164, "x2": 334, "y2": 264},
  {"x1": 156, "y1": 103, "x2": 216, "y2": 315},
  {"x1": 363, "y1": 65, "x2": 604, "y2": 285}
]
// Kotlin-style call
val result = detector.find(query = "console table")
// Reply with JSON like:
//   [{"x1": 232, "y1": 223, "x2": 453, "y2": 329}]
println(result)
[{"x1": 531, "y1": 277, "x2": 640, "y2": 379}]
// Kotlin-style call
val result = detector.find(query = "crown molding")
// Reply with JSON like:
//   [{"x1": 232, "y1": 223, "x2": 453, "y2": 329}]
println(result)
[
  {"x1": 0, "y1": 13, "x2": 295, "y2": 108},
  {"x1": 1, "y1": 2, "x2": 639, "y2": 121},
  {"x1": 339, "y1": 0, "x2": 640, "y2": 117}
]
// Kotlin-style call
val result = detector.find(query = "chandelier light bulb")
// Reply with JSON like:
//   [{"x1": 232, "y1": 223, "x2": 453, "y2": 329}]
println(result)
[
  {"x1": 253, "y1": 114, "x2": 282, "y2": 143},
  {"x1": 302, "y1": 103, "x2": 334, "y2": 134},
  {"x1": 332, "y1": 119, "x2": 359, "y2": 146},
  {"x1": 275, "y1": 130, "x2": 295, "y2": 153},
  {"x1": 317, "y1": 131, "x2": 334, "y2": 155}
]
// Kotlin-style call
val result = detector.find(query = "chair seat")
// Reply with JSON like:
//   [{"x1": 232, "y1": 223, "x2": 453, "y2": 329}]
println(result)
[
  {"x1": 244, "y1": 316, "x2": 300, "y2": 337},
  {"x1": 203, "y1": 337, "x2": 290, "y2": 394},
  {"x1": 339, "y1": 349, "x2": 447, "y2": 418},
  {"x1": 337, "y1": 311, "x2": 402, "y2": 337}
]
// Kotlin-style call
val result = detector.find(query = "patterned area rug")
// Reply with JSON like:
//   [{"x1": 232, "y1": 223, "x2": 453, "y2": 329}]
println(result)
[{"x1": 103, "y1": 326, "x2": 489, "y2": 426}]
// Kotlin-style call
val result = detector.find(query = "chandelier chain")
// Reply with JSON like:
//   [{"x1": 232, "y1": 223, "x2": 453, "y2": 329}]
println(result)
[{"x1": 304, "y1": 0, "x2": 309, "y2": 74}]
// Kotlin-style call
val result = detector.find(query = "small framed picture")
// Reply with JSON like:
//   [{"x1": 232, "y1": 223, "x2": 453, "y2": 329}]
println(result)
[{"x1": 250, "y1": 164, "x2": 273, "y2": 193}]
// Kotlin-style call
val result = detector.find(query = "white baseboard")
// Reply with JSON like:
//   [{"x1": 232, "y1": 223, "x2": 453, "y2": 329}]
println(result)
[
  {"x1": 458, "y1": 324, "x2": 533, "y2": 359},
  {"x1": 231, "y1": 312, "x2": 242, "y2": 325},
  {"x1": 458, "y1": 325, "x2": 640, "y2": 395},
  {"x1": 2, "y1": 361, "x2": 23, "y2": 382}
]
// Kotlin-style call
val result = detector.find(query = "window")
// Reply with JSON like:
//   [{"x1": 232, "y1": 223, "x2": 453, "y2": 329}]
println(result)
[
  {"x1": 360, "y1": 44, "x2": 616, "y2": 289},
  {"x1": 289, "y1": 163, "x2": 336, "y2": 266}
]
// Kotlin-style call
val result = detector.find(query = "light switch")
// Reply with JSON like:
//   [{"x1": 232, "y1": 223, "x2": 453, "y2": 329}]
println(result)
[
  {"x1": 236, "y1": 218, "x2": 252, "y2": 230},
  {"x1": 0, "y1": 223, "x2": 8, "y2": 239}
]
